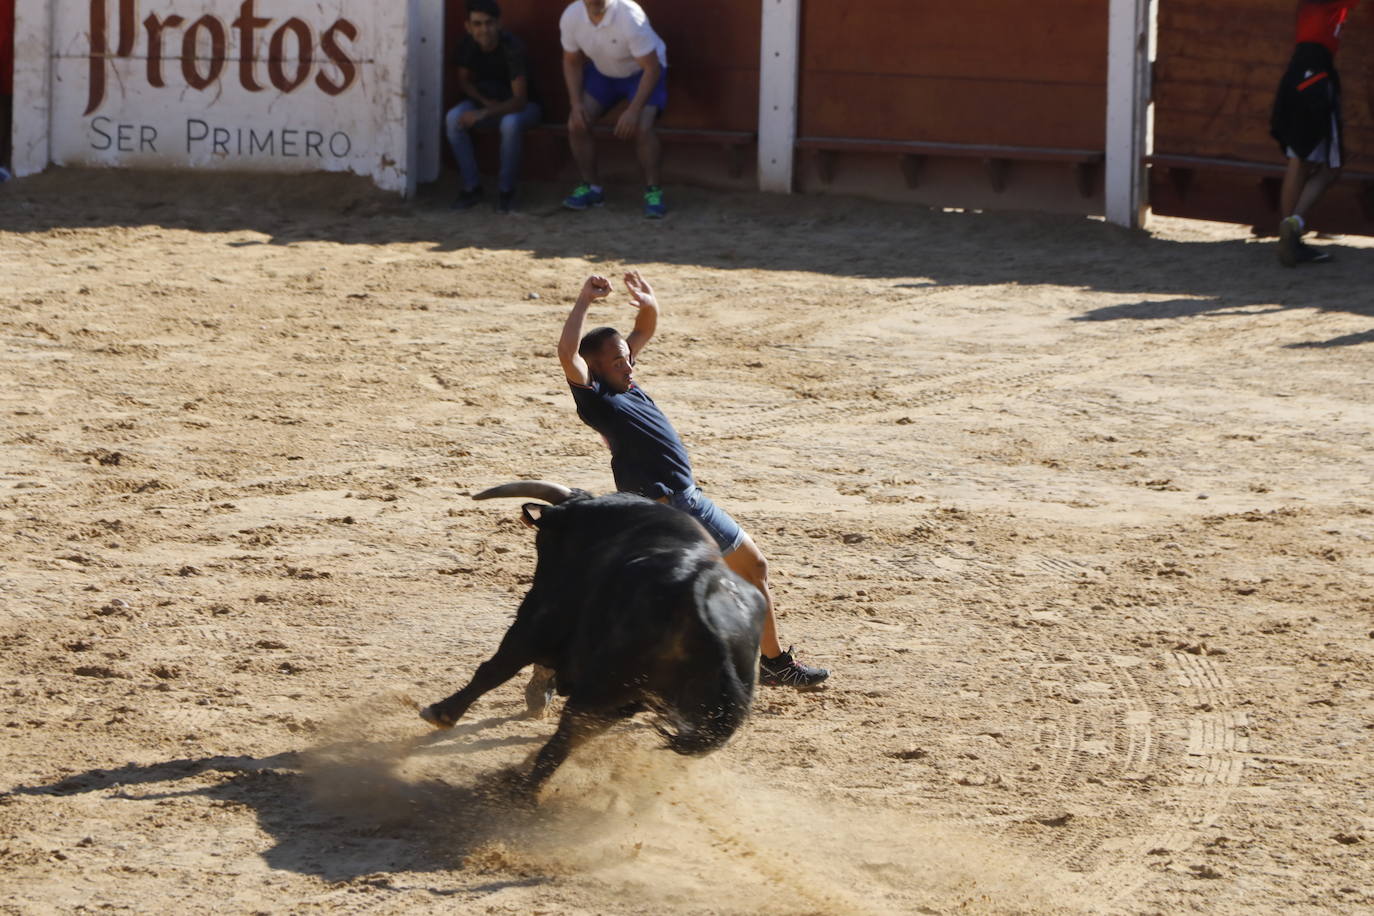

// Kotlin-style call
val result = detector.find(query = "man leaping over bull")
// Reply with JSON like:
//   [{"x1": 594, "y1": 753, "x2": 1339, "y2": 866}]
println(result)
[{"x1": 559, "y1": 271, "x2": 830, "y2": 689}]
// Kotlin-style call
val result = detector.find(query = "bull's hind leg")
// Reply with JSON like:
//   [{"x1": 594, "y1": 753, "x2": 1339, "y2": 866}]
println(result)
[
  {"x1": 523, "y1": 665, "x2": 557, "y2": 718},
  {"x1": 522, "y1": 701, "x2": 620, "y2": 797},
  {"x1": 420, "y1": 629, "x2": 537, "y2": 729}
]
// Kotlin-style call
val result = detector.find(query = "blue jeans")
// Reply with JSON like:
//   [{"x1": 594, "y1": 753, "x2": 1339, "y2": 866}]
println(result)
[
  {"x1": 445, "y1": 100, "x2": 543, "y2": 193},
  {"x1": 667, "y1": 486, "x2": 745, "y2": 555}
]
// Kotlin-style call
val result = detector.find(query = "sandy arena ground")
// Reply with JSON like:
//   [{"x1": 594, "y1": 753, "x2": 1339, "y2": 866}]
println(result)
[{"x1": 1, "y1": 170, "x2": 1372, "y2": 914}]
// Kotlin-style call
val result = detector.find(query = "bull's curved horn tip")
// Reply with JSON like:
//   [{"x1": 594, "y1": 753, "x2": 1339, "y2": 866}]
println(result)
[{"x1": 472, "y1": 481, "x2": 574, "y2": 504}]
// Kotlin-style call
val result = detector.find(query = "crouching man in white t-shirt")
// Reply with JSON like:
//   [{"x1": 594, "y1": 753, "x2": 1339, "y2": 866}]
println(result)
[{"x1": 559, "y1": 0, "x2": 669, "y2": 219}]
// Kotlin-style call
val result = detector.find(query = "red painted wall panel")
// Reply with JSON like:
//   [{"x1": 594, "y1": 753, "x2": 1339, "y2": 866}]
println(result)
[
  {"x1": 799, "y1": 0, "x2": 1108, "y2": 148},
  {"x1": 1, "y1": 0, "x2": 14, "y2": 95}
]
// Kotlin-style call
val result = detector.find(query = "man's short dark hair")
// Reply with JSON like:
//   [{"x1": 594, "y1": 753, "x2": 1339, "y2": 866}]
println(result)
[
  {"x1": 467, "y1": 0, "x2": 500, "y2": 19},
  {"x1": 579, "y1": 326, "x2": 621, "y2": 360}
]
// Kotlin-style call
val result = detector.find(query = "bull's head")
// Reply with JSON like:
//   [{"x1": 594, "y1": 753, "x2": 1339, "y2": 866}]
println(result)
[{"x1": 473, "y1": 481, "x2": 592, "y2": 528}]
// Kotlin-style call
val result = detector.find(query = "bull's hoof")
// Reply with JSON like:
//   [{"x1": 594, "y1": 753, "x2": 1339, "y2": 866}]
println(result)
[
  {"x1": 419, "y1": 704, "x2": 457, "y2": 729},
  {"x1": 482, "y1": 767, "x2": 541, "y2": 809}
]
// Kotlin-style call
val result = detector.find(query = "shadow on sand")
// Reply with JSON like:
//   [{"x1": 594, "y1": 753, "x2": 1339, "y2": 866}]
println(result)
[
  {"x1": 4, "y1": 167, "x2": 1370, "y2": 347},
  {"x1": 6, "y1": 713, "x2": 550, "y2": 885}
]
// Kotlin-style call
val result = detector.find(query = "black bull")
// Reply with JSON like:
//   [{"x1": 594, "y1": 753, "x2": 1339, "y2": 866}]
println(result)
[{"x1": 420, "y1": 482, "x2": 767, "y2": 794}]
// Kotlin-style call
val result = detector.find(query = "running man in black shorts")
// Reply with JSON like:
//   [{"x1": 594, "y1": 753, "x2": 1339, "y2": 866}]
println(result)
[
  {"x1": 1270, "y1": 0, "x2": 1360, "y2": 266},
  {"x1": 557, "y1": 272, "x2": 830, "y2": 688}
]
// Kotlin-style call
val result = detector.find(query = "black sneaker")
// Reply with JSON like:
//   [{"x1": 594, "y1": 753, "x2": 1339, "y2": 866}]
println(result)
[
  {"x1": 452, "y1": 186, "x2": 484, "y2": 211},
  {"x1": 1295, "y1": 240, "x2": 1331, "y2": 264},
  {"x1": 497, "y1": 190, "x2": 515, "y2": 214},
  {"x1": 759, "y1": 647, "x2": 829, "y2": 689},
  {"x1": 1276, "y1": 215, "x2": 1300, "y2": 268}
]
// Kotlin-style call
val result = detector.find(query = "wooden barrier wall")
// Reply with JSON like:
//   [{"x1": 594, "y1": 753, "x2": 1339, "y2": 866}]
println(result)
[
  {"x1": 798, "y1": 0, "x2": 1108, "y2": 149},
  {"x1": 436, "y1": 1, "x2": 1111, "y2": 210},
  {"x1": 11, "y1": 1, "x2": 1371, "y2": 226},
  {"x1": 1152, "y1": 0, "x2": 1374, "y2": 233},
  {"x1": 792, "y1": 0, "x2": 1109, "y2": 210},
  {"x1": 439, "y1": 0, "x2": 759, "y2": 186}
]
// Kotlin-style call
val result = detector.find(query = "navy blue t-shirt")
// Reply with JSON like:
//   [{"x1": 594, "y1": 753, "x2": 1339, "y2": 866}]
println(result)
[{"x1": 569, "y1": 380, "x2": 694, "y2": 499}]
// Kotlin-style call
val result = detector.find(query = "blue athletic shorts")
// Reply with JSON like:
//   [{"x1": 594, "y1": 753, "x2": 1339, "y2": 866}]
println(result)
[
  {"x1": 668, "y1": 486, "x2": 744, "y2": 555},
  {"x1": 584, "y1": 61, "x2": 668, "y2": 114}
]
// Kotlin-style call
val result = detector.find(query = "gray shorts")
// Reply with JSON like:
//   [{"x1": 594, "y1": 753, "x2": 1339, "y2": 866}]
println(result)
[{"x1": 668, "y1": 485, "x2": 745, "y2": 555}]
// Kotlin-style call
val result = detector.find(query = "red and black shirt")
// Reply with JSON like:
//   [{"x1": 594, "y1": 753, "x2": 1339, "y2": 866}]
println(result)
[{"x1": 1295, "y1": 0, "x2": 1360, "y2": 53}]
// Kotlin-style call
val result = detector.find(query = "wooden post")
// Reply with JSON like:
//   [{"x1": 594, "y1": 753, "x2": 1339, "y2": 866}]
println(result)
[
  {"x1": 412, "y1": 0, "x2": 445, "y2": 186},
  {"x1": 758, "y1": 0, "x2": 801, "y2": 193},
  {"x1": 1105, "y1": 0, "x2": 1154, "y2": 228}
]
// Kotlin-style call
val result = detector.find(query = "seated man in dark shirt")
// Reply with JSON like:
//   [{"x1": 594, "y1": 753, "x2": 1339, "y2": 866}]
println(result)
[
  {"x1": 558, "y1": 271, "x2": 830, "y2": 688},
  {"x1": 446, "y1": 0, "x2": 542, "y2": 213}
]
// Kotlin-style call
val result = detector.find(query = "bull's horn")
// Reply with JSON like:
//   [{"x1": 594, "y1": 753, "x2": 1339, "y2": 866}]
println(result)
[{"x1": 473, "y1": 481, "x2": 575, "y2": 504}]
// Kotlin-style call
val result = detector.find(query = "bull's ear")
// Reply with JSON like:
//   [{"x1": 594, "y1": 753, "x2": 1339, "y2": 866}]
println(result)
[{"x1": 521, "y1": 503, "x2": 546, "y2": 529}]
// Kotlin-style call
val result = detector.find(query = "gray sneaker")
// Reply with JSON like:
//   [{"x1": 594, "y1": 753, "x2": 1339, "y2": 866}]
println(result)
[{"x1": 759, "y1": 647, "x2": 829, "y2": 689}]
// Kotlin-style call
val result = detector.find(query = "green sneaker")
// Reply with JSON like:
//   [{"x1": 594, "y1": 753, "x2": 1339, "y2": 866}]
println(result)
[
  {"x1": 643, "y1": 185, "x2": 667, "y2": 219},
  {"x1": 562, "y1": 183, "x2": 605, "y2": 211}
]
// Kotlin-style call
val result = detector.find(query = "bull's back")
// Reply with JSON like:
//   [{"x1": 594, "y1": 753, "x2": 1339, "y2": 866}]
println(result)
[
  {"x1": 530, "y1": 496, "x2": 719, "y2": 625},
  {"x1": 550, "y1": 536, "x2": 727, "y2": 694}
]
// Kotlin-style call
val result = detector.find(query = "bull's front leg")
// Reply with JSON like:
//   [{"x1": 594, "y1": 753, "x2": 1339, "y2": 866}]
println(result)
[
  {"x1": 521, "y1": 701, "x2": 617, "y2": 798},
  {"x1": 420, "y1": 629, "x2": 537, "y2": 729}
]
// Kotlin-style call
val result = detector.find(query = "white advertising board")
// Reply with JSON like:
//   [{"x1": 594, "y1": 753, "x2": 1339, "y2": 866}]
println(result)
[{"x1": 42, "y1": 0, "x2": 431, "y2": 193}]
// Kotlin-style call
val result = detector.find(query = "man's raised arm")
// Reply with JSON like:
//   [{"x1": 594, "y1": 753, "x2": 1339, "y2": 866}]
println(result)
[
  {"x1": 558, "y1": 275, "x2": 612, "y2": 385},
  {"x1": 623, "y1": 271, "x2": 659, "y2": 361}
]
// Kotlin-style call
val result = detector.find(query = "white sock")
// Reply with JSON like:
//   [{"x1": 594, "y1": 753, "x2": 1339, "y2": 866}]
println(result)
[
  {"x1": 1287, "y1": 214, "x2": 1306, "y2": 230},
  {"x1": 590, "y1": 184, "x2": 603, "y2": 194}
]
